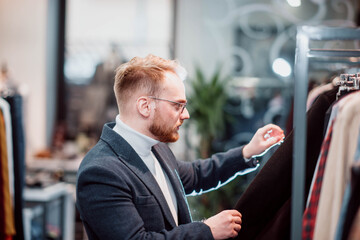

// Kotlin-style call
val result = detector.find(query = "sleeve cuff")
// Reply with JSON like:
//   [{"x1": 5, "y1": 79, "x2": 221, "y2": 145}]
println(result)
[
  {"x1": 244, "y1": 156, "x2": 259, "y2": 167},
  {"x1": 241, "y1": 145, "x2": 259, "y2": 167}
]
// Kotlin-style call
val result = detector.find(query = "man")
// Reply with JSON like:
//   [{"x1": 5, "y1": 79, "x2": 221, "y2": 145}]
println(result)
[{"x1": 76, "y1": 55, "x2": 284, "y2": 239}]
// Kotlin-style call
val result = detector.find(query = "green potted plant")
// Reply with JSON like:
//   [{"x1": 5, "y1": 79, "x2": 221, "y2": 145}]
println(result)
[{"x1": 186, "y1": 65, "x2": 230, "y2": 158}]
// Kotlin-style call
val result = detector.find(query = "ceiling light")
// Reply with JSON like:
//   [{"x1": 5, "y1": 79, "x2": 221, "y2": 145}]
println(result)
[
  {"x1": 272, "y1": 58, "x2": 292, "y2": 78},
  {"x1": 287, "y1": 0, "x2": 301, "y2": 7}
]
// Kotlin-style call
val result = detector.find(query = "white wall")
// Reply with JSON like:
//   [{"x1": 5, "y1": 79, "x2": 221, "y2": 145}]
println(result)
[
  {"x1": 175, "y1": 0, "x2": 234, "y2": 78},
  {"x1": 66, "y1": 0, "x2": 173, "y2": 62},
  {"x1": 0, "y1": 0, "x2": 48, "y2": 156}
]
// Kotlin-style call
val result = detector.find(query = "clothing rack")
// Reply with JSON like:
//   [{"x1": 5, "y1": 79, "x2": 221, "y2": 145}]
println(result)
[
  {"x1": 292, "y1": 26, "x2": 360, "y2": 240},
  {"x1": 0, "y1": 92, "x2": 25, "y2": 240}
]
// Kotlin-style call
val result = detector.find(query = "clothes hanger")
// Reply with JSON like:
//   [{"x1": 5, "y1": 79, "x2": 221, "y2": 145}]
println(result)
[{"x1": 335, "y1": 73, "x2": 360, "y2": 100}]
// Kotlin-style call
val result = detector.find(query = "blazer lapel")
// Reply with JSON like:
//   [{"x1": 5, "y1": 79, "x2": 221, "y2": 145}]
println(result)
[
  {"x1": 100, "y1": 123, "x2": 177, "y2": 227},
  {"x1": 123, "y1": 150, "x2": 178, "y2": 227},
  {"x1": 152, "y1": 144, "x2": 192, "y2": 224}
]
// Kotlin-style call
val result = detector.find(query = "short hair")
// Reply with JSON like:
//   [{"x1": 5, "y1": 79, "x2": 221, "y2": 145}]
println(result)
[{"x1": 114, "y1": 54, "x2": 187, "y2": 111}]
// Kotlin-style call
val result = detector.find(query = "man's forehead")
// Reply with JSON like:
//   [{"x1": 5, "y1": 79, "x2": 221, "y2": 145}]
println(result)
[
  {"x1": 162, "y1": 72, "x2": 186, "y2": 97},
  {"x1": 164, "y1": 71, "x2": 182, "y2": 81}
]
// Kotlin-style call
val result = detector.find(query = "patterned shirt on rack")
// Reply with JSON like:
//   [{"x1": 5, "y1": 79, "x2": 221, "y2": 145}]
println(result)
[{"x1": 302, "y1": 120, "x2": 335, "y2": 240}]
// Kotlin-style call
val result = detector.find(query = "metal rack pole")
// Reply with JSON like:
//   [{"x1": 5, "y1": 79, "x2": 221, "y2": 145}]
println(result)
[{"x1": 291, "y1": 27, "x2": 309, "y2": 240}]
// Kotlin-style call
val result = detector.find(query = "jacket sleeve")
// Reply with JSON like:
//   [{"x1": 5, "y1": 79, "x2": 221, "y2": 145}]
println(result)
[
  {"x1": 175, "y1": 145, "x2": 258, "y2": 195},
  {"x1": 76, "y1": 159, "x2": 214, "y2": 240}
]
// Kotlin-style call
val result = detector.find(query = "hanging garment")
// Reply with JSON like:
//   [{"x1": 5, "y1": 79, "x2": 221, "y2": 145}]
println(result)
[
  {"x1": 4, "y1": 95, "x2": 25, "y2": 240},
  {"x1": 339, "y1": 158, "x2": 360, "y2": 239},
  {"x1": 255, "y1": 198, "x2": 291, "y2": 240},
  {"x1": 335, "y1": 182, "x2": 352, "y2": 240},
  {"x1": 347, "y1": 198, "x2": 360, "y2": 240},
  {"x1": 322, "y1": 85, "x2": 360, "y2": 139},
  {"x1": 0, "y1": 98, "x2": 13, "y2": 200},
  {"x1": 233, "y1": 87, "x2": 338, "y2": 240},
  {"x1": 306, "y1": 101, "x2": 339, "y2": 210},
  {"x1": 335, "y1": 126, "x2": 360, "y2": 240},
  {"x1": 314, "y1": 92, "x2": 360, "y2": 240},
  {"x1": 0, "y1": 110, "x2": 15, "y2": 238},
  {"x1": 302, "y1": 119, "x2": 335, "y2": 240},
  {"x1": 306, "y1": 83, "x2": 334, "y2": 111}
]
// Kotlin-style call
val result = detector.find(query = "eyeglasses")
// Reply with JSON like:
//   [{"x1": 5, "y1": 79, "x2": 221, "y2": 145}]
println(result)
[{"x1": 148, "y1": 96, "x2": 187, "y2": 114}]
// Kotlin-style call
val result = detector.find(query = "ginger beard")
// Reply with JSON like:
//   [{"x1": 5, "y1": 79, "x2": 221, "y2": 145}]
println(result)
[{"x1": 149, "y1": 107, "x2": 182, "y2": 143}]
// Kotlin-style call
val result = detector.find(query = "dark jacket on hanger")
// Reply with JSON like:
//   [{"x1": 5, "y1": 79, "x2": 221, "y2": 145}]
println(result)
[
  {"x1": 4, "y1": 95, "x2": 25, "y2": 240},
  {"x1": 233, "y1": 87, "x2": 338, "y2": 240}
]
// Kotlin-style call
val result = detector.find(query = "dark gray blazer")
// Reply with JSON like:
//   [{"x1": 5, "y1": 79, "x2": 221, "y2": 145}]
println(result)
[{"x1": 76, "y1": 122, "x2": 257, "y2": 240}]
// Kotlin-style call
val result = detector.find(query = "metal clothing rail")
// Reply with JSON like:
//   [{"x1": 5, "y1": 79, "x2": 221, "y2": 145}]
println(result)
[
  {"x1": 308, "y1": 49, "x2": 360, "y2": 58},
  {"x1": 292, "y1": 26, "x2": 360, "y2": 240}
]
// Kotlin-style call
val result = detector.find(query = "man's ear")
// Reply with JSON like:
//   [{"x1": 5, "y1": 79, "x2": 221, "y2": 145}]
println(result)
[{"x1": 136, "y1": 97, "x2": 152, "y2": 117}]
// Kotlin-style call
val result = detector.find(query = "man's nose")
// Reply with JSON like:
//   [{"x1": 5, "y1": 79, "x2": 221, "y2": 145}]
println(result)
[{"x1": 180, "y1": 107, "x2": 190, "y2": 119}]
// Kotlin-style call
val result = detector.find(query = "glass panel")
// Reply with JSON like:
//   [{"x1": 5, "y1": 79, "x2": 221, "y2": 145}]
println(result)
[{"x1": 63, "y1": 0, "x2": 173, "y2": 152}]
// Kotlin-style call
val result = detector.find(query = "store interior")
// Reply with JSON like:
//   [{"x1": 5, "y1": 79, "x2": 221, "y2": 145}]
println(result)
[{"x1": 0, "y1": 0, "x2": 359, "y2": 239}]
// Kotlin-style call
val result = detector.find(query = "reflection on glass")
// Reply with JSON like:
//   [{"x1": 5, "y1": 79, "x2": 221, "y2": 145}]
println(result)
[{"x1": 62, "y1": 0, "x2": 173, "y2": 158}]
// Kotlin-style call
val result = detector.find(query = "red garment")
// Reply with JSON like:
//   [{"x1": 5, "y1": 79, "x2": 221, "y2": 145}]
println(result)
[{"x1": 302, "y1": 120, "x2": 334, "y2": 240}]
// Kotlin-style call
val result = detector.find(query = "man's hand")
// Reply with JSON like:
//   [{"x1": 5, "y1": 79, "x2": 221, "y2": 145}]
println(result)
[
  {"x1": 242, "y1": 124, "x2": 285, "y2": 159},
  {"x1": 203, "y1": 210, "x2": 242, "y2": 240}
]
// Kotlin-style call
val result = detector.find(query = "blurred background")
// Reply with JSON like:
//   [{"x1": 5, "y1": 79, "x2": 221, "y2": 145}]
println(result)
[{"x1": 0, "y1": 0, "x2": 359, "y2": 239}]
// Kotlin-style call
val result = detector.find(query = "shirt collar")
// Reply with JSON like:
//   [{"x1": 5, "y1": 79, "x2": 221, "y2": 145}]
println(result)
[{"x1": 113, "y1": 115, "x2": 159, "y2": 157}]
